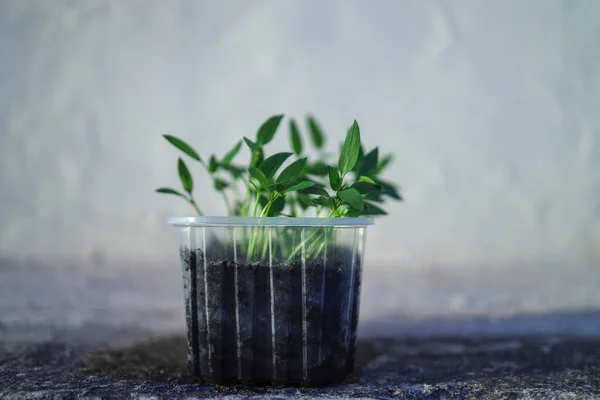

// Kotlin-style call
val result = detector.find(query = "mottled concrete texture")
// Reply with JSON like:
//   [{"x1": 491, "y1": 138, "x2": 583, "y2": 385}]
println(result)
[
  {"x1": 1, "y1": 327, "x2": 600, "y2": 399},
  {"x1": 2, "y1": 0, "x2": 600, "y2": 276},
  {"x1": 2, "y1": 261, "x2": 600, "y2": 399}
]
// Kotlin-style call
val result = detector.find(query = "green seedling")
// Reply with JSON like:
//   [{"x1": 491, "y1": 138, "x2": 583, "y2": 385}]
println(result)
[{"x1": 156, "y1": 113, "x2": 403, "y2": 262}]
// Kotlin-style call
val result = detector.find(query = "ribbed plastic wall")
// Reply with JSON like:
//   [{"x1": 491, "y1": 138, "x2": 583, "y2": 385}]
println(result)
[{"x1": 178, "y1": 225, "x2": 366, "y2": 386}]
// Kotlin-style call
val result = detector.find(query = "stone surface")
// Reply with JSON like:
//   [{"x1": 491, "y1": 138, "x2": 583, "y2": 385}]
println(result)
[
  {"x1": 1, "y1": 324, "x2": 600, "y2": 399},
  {"x1": 2, "y1": 260, "x2": 600, "y2": 399}
]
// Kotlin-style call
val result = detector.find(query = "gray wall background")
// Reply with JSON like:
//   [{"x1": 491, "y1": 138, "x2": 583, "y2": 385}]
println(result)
[{"x1": 1, "y1": 0, "x2": 599, "y2": 319}]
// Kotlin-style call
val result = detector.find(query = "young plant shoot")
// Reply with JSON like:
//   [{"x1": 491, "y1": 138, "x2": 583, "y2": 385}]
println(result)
[{"x1": 156, "y1": 114, "x2": 402, "y2": 262}]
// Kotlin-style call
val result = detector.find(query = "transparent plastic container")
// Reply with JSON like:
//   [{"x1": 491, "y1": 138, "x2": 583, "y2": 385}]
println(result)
[{"x1": 167, "y1": 216, "x2": 373, "y2": 387}]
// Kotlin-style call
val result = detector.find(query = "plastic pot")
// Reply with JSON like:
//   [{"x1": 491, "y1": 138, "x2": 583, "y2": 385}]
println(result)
[{"x1": 168, "y1": 216, "x2": 373, "y2": 387}]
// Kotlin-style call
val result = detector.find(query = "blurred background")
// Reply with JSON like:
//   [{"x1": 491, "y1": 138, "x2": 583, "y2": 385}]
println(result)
[{"x1": 1, "y1": 0, "x2": 599, "y2": 335}]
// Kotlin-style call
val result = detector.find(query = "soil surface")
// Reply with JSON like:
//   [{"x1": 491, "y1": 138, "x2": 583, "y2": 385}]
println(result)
[{"x1": 180, "y1": 248, "x2": 363, "y2": 386}]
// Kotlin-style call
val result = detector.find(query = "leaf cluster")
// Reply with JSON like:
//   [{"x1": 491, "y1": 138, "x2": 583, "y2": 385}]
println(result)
[{"x1": 155, "y1": 114, "x2": 403, "y2": 219}]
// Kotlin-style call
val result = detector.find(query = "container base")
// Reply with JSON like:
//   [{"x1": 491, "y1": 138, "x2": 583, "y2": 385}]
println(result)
[{"x1": 180, "y1": 247, "x2": 363, "y2": 388}]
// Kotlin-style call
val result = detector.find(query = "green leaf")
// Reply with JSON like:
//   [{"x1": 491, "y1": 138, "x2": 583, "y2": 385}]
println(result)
[
  {"x1": 163, "y1": 135, "x2": 202, "y2": 163},
  {"x1": 345, "y1": 210, "x2": 363, "y2": 217},
  {"x1": 306, "y1": 160, "x2": 329, "y2": 176},
  {"x1": 358, "y1": 175, "x2": 377, "y2": 184},
  {"x1": 155, "y1": 187, "x2": 187, "y2": 198},
  {"x1": 282, "y1": 180, "x2": 317, "y2": 194},
  {"x1": 374, "y1": 154, "x2": 393, "y2": 175},
  {"x1": 338, "y1": 187, "x2": 364, "y2": 210},
  {"x1": 339, "y1": 203, "x2": 362, "y2": 217},
  {"x1": 221, "y1": 163, "x2": 246, "y2": 178},
  {"x1": 213, "y1": 178, "x2": 230, "y2": 191},
  {"x1": 276, "y1": 157, "x2": 307, "y2": 184},
  {"x1": 363, "y1": 201, "x2": 388, "y2": 215},
  {"x1": 178, "y1": 157, "x2": 193, "y2": 194},
  {"x1": 307, "y1": 115, "x2": 325, "y2": 149},
  {"x1": 360, "y1": 147, "x2": 379, "y2": 176},
  {"x1": 365, "y1": 191, "x2": 385, "y2": 203},
  {"x1": 222, "y1": 141, "x2": 242, "y2": 165},
  {"x1": 208, "y1": 155, "x2": 219, "y2": 173},
  {"x1": 256, "y1": 114, "x2": 284, "y2": 146},
  {"x1": 258, "y1": 193, "x2": 269, "y2": 209},
  {"x1": 375, "y1": 179, "x2": 403, "y2": 200},
  {"x1": 338, "y1": 120, "x2": 361, "y2": 176},
  {"x1": 300, "y1": 185, "x2": 330, "y2": 197},
  {"x1": 328, "y1": 166, "x2": 341, "y2": 191},
  {"x1": 287, "y1": 196, "x2": 298, "y2": 217},
  {"x1": 353, "y1": 144, "x2": 366, "y2": 173},
  {"x1": 251, "y1": 148, "x2": 264, "y2": 168},
  {"x1": 351, "y1": 181, "x2": 382, "y2": 195},
  {"x1": 268, "y1": 195, "x2": 286, "y2": 216},
  {"x1": 289, "y1": 119, "x2": 303, "y2": 155},
  {"x1": 259, "y1": 152, "x2": 293, "y2": 179},
  {"x1": 243, "y1": 136, "x2": 260, "y2": 151},
  {"x1": 248, "y1": 167, "x2": 270, "y2": 191},
  {"x1": 297, "y1": 193, "x2": 312, "y2": 209},
  {"x1": 313, "y1": 196, "x2": 333, "y2": 208}
]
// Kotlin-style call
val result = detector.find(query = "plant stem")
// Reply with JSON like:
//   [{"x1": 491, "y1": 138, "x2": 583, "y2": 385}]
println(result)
[
  {"x1": 246, "y1": 189, "x2": 266, "y2": 261},
  {"x1": 252, "y1": 190, "x2": 261, "y2": 217},
  {"x1": 189, "y1": 195, "x2": 203, "y2": 216},
  {"x1": 242, "y1": 183, "x2": 254, "y2": 217},
  {"x1": 221, "y1": 191, "x2": 233, "y2": 216}
]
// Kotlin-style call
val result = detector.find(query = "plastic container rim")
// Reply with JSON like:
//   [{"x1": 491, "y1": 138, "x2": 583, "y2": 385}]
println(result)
[{"x1": 167, "y1": 216, "x2": 375, "y2": 227}]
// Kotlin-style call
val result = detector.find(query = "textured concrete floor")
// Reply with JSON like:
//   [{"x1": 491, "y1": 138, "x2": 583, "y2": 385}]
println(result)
[
  {"x1": 1, "y1": 259, "x2": 600, "y2": 399},
  {"x1": 1, "y1": 326, "x2": 600, "y2": 399}
]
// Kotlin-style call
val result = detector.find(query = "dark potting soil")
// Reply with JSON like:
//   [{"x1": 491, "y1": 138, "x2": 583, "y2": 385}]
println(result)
[{"x1": 179, "y1": 247, "x2": 363, "y2": 387}]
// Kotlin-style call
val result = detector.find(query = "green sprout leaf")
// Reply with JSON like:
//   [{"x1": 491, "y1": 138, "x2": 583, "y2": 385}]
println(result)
[
  {"x1": 363, "y1": 201, "x2": 388, "y2": 215},
  {"x1": 297, "y1": 193, "x2": 312, "y2": 209},
  {"x1": 222, "y1": 141, "x2": 242, "y2": 165},
  {"x1": 338, "y1": 120, "x2": 361, "y2": 177},
  {"x1": 213, "y1": 178, "x2": 230, "y2": 191},
  {"x1": 251, "y1": 149, "x2": 264, "y2": 168},
  {"x1": 221, "y1": 163, "x2": 246, "y2": 178},
  {"x1": 307, "y1": 115, "x2": 325, "y2": 149},
  {"x1": 360, "y1": 147, "x2": 379, "y2": 176},
  {"x1": 313, "y1": 196, "x2": 333, "y2": 208},
  {"x1": 258, "y1": 193, "x2": 269, "y2": 208},
  {"x1": 339, "y1": 203, "x2": 362, "y2": 217},
  {"x1": 306, "y1": 160, "x2": 329, "y2": 176},
  {"x1": 328, "y1": 166, "x2": 341, "y2": 191},
  {"x1": 259, "y1": 152, "x2": 293, "y2": 179},
  {"x1": 346, "y1": 210, "x2": 363, "y2": 217},
  {"x1": 338, "y1": 187, "x2": 364, "y2": 210},
  {"x1": 374, "y1": 153, "x2": 393, "y2": 175},
  {"x1": 178, "y1": 157, "x2": 193, "y2": 194},
  {"x1": 353, "y1": 144, "x2": 365, "y2": 173},
  {"x1": 155, "y1": 187, "x2": 187, "y2": 198},
  {"x1": 365, "y1": 191, "x2": 385, "y2": 203},
  {"x1": 277, "y1": 157, "x2": 307, "y2": 184},
  {"x1": 249, "y1": 167, "x2": 270, "y2": 192},
  {"x1": 243, "y1": 136, "x2": 260, "y2": 151},
  {"x1": 351, "y1": 181, "x2": 382, "y2": 195},
  {"x1": 289, "y1": 119, "x2": 303, "y2": 155},
  {"x1": 282, "y1": 180, "x2": 317, "y2": 194},
  {"x1": 358, "y1": 175, "x2": 377, "y2": 184},
  {"x1": 163, "y1": 135, "x2": 202, "y2": 163},
  {"x1": 300, "y1": 185, "x2": 330, "y2": 197},
  {"x1": 244, "y1": 137, "x2": 264, "y2": 168},
  {"x1": 256, "y1": 114, "x2": 284, "y2": 146},
  {"x1": 208, "y1": 155, "x2": 219, "y2": 173},
  {"x1": 269, "y1": 196, "x2": 286, "y2": 216},
  {"x1": 375, "y1": 179, "x2": 403, "y2": 200}
]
